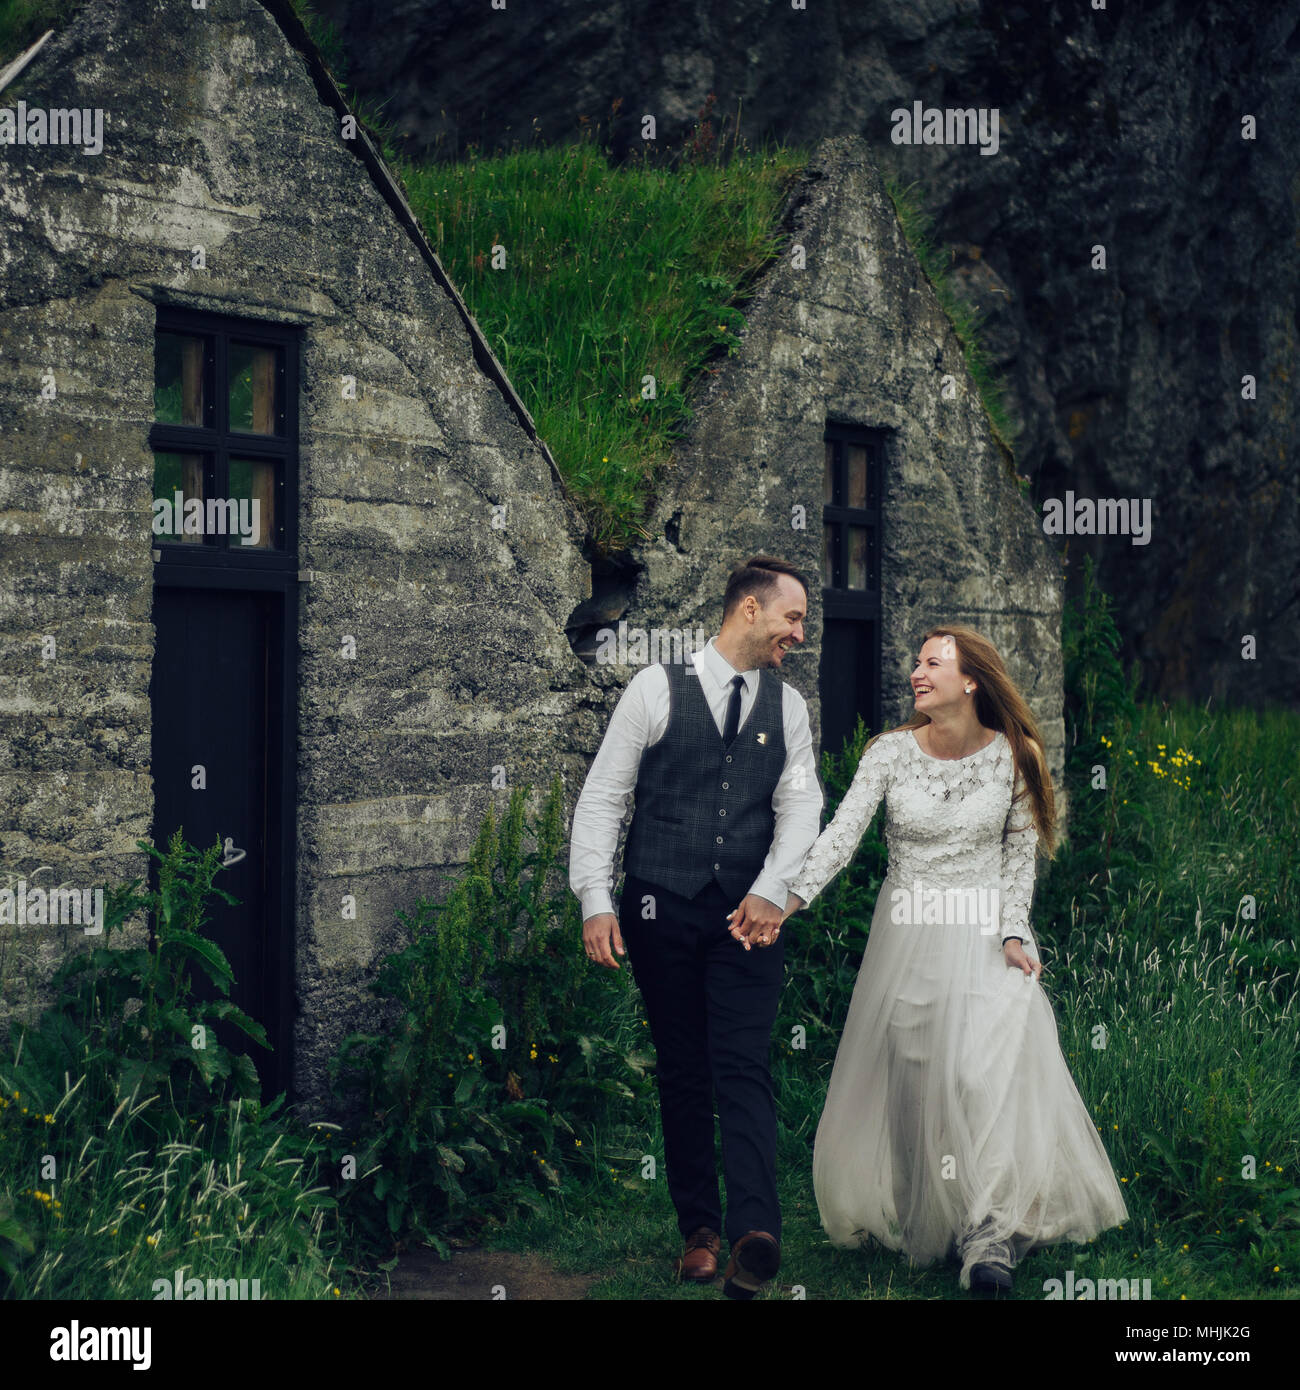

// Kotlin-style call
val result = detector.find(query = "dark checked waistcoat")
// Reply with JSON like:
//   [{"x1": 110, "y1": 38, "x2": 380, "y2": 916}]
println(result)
[{"x1": 624, "y1": 659, "x2": 787, "y2": 903}]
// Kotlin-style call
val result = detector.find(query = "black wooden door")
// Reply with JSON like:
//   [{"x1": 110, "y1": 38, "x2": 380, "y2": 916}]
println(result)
[
  {"x1": 820, "y1": 615, "x2": 882, "y2": 759},
  {"x1": 150, "y1": 586, "x2": 288, "y2": 1098}
]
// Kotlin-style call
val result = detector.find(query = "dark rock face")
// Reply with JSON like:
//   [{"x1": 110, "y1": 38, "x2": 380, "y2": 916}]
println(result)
[{"x1": 317, "y1": 0, "x2": 1300, "y2": 706}]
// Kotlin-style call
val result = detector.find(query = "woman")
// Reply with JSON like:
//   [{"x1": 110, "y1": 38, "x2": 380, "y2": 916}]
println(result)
[{"x1": 776, "y1": 626, "x2": 1127, "y2": 1293}]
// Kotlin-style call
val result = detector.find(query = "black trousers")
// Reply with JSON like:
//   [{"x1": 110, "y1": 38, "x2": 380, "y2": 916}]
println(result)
[{"x1": 619, "y1": 872, "x2": 785, "y2": 1246}]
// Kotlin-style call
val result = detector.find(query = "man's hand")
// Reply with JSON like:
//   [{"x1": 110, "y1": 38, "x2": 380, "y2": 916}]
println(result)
[
  {"x1": 727, "y1": 893, "x2": 784, "y2": 951},
  {"x1": 1003, "y1": 938, "x2": 1042, "y2": 980},
  {"x1": 583, "y1": 912, "x2": 626, "y2": 969}
]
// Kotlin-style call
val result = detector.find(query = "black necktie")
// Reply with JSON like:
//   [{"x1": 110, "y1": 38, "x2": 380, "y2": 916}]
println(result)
[{"x1": 723, "y1": 674, "x2": 745, "y2": 746}]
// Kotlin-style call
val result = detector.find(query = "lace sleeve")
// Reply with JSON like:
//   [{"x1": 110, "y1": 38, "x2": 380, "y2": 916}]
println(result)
[
  {"x1": 788, "y1": 733, "x2": 896, "y2": 909},
  {"x1": 999, "y1": 772, "x2": 1039, "y2": 951}
]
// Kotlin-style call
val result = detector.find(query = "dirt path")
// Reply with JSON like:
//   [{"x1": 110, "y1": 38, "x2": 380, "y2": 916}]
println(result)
[{"x1": 368, "y1": 1246, "x2": 598, "y2": 1300}]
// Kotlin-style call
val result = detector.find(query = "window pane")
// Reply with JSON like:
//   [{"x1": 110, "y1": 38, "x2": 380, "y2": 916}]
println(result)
[
  {"x1": 155, "y1": 332, "x2": 206, "y2": 425},
  {"x1": 229, "y1": 342, "x2": 281, "y2": 434},
  {"x1": 824, "y1": 522, "x2": 841, "y2": 588},
  {"x1": 848, "y1": 526, "x2": 867, "y2": 589},
  {"x1": 846, "y1": 444, "x2": 867, "y2": 509},
  {"x1": 152, "y1": 451, "x2": 208, "y2": 544},
  {"x1": 228, "y1": 457, "x2": 279, "y2": 549},
  {"x1": 824, "y1": 441, "x2": 834, "y2": 504}
]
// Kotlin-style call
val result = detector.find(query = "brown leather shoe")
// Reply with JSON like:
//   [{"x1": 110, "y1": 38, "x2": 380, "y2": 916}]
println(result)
[
  {"x1": 675, "y1": 1227, "x2": 721, "y2": 1282},
  {"x1": 722, "y1": 1230, "x2": 780, "y2": 1299}
]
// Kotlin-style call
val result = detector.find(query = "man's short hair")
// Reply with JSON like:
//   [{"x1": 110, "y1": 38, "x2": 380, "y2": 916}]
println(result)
[{"x1": 722, "y1": 555, "x2": 810, "y2": 621}]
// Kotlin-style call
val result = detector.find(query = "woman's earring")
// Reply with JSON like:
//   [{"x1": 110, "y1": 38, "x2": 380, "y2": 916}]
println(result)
[{"x1": 965, "y1": 685, "x2": 972, "y2": 694}]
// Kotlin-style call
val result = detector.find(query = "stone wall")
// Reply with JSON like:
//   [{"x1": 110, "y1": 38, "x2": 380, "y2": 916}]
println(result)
[{"x1": 0, "y1": 0, "x2": 596, "y2": 1107}]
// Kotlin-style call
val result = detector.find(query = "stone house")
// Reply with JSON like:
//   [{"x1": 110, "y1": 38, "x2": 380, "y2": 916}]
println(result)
[
  {"x1": 593, "y1": 134, "x2": 1064, "y2": 781},
  {"x1": 0, "y1": 1, "x2": 1062, "y2": 1109}
]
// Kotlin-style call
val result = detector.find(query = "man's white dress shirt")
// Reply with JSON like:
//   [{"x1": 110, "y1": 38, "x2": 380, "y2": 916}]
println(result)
[{"x1": 569, "y1": 636, "x2": 824, "y2": 922}]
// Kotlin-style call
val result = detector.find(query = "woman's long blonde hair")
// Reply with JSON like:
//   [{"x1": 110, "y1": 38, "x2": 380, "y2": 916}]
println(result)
[{"x1": 864, "y1": 623, "x2": 1057, "y2": 856}]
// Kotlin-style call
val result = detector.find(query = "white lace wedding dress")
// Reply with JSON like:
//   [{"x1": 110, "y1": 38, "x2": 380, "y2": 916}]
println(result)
[{"x1": 789, "y1": 727, "x2": 1128, "y2": 1288}]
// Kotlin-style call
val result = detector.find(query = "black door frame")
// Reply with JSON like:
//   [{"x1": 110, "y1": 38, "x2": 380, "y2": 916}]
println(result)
[{"x1": 149, "y1": 305, "x2": 302, "y2": 1099}]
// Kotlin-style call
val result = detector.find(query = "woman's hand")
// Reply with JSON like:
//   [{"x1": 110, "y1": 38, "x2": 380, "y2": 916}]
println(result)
[
  {"x1": 781, "y1": 892, "x2": 804, "y2": 924},
  {"x1": 1003, "y1": 938, "x2": 1042, "y2": 980}
]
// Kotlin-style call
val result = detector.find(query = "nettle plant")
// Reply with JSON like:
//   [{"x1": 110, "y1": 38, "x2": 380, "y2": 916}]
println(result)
[
  {"x1": 329, "y1": 777, "x2": 654, "y2": 1255},
  {"x1": 6, "y1": 832, "x2": 269, "y2": 1127}
]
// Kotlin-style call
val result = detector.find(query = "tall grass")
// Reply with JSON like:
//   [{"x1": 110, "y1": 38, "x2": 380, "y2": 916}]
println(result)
[{"x1": 0, "y1": 1080, "x2": 343, "y2": 1299}]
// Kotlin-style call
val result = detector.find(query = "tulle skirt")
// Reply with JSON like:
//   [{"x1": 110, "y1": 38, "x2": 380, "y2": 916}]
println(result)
[{"x1": 812, "y1": 870, "x2": 1129, "y2": 1288}]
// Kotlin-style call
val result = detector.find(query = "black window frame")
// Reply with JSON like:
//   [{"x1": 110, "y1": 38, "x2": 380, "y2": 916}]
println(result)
[
  {"x1": 822, "y1": 425, "x2": 882, "y2": 604},
  {"x1": 150, "y1": 307, "x2": 300, "y2": 576}
]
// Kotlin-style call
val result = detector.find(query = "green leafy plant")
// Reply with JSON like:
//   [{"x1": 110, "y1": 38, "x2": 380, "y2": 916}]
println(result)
[
  {"x1": 0, "y1": 833, "x2": 344, "y2": 1299},
  {"x1": 329, "y1": 777, "x2": 654, "y2": 1256},
  {"x1": 7, "y1": 832, "x2": 269, "y2": 1131}
]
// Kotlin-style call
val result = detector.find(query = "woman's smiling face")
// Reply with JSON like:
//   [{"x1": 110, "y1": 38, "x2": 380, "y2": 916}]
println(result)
[{"x1": 911, "y1": 634, "x2": 970, "y2": 711}]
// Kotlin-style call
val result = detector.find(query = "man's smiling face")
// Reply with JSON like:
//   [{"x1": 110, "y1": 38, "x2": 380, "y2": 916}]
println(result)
[{"x1": 745, "y1": 574, "x2": 807, "y2": 669}]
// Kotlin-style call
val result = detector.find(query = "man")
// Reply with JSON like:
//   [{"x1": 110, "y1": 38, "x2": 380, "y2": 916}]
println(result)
[{"x1": 569, "y1": 556, "x2": 823, "y2": 1298}]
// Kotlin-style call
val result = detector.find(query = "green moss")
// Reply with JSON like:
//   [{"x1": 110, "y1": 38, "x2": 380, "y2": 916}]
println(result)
[{"x1": 284, "y1": 0, "x2": 348, "y2": 83}]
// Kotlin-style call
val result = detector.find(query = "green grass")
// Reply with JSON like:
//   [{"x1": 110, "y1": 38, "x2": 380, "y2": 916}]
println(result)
[
  {"x1": 393, "y1": 135, "x2": 809, "y2": 552},
  {"x1": 3, "y1": 0, "x2": 1020, "y2": 553},
  {"x1": 0, "y1": 1082, "x2": 352, "y2": 1299},
  {"x1": 387, "y1": 138, "x2": 1034, "y2": 550}
]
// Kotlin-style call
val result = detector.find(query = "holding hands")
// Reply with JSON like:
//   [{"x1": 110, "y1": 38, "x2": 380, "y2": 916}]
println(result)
[{"x1": 728, "y1": 891, "x2": 804, "y2": 951}]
